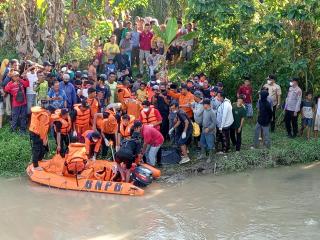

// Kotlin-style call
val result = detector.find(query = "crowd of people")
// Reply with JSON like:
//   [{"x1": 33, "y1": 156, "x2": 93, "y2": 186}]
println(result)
[{"x1": 0, "y1": 17, "x2": 319, "y2": 183}]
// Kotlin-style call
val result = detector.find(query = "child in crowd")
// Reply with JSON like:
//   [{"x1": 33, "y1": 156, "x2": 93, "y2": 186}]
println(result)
[
  {"x1": 105, "y1": 58, "x2": 116, "y2": 77},
  {"x1": 314, "y1": 95, "x2": 320, "y2": 140},
  {"x1": 136, "y1": 82, "x2": 148, "y2": 102},
  {"x1": 300, "y1": 92, "x2": 315, "y2": 140}
]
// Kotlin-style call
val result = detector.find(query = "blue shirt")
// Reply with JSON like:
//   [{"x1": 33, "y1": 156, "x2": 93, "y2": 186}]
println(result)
[
  {"x1": 48, "y1": 88, "x2": 67, "y2": 109},
  {"x1": 59, "y1": 82, "x2": 77, "y2": 108},
  {"x1": 131, "y1": 31, "x2": 140, "y2": 47}
]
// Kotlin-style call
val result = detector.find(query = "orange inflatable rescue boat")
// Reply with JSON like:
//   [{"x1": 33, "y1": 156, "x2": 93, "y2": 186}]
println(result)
[{"x1": 26, "y1": 154, "x2": 160, "y2": 196}]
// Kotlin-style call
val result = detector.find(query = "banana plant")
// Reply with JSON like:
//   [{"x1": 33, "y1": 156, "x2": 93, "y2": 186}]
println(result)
[
  {"x1": 152, "y1": 17, "x2": 197, "y2": 78},
  {"x1": 152, "y1": 17, "x2": 197, "y2": 55}
]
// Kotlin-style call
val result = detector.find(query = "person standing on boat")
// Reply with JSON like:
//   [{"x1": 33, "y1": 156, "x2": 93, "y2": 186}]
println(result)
[{"x1": 29, "y1": 103, "x2": 56, "y2": 171}]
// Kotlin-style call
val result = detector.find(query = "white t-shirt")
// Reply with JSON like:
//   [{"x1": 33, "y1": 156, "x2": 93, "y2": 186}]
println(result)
[
  {"x1": 317, "y1": 99, "x2": 320, "y2": 115},
  {"x1": 26, "y1": 72, "x2": 38, "y2": 95}
]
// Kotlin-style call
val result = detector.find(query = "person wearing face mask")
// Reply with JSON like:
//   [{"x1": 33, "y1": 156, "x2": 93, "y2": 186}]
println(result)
[
  {"x1": 59, "y1": 74, "x2": 77, "y2": 109},
  {"x1": 169, "y1": 101, "x2": 193, "y2": 164},
  {"x1": 139, "y1": 100, "x2": 162, "y2": 131},
  {"x1": 263, "y1": 74, "x2": 282, "y2": 132},
  {"x1": 167, "y1": 84, "x2": 195, "y2": 119},
  {"x1": 82, "y1": 130, "x2": 102, "y2": 160},
  {"x1": 284, "y1": 77, "x2": 302, "y2": 138}
]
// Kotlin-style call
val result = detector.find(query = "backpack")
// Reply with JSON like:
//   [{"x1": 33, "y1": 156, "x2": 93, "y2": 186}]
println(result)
[
  {"x1": 15, "y1": 83, "x2": 25, "y2": 103},
  {"x1": 192, "y1": 121, "x2": 201, "y2": 137}
]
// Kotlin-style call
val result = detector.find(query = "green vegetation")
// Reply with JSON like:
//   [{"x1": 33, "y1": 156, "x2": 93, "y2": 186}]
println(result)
[
  {"x1": 162, "y1": 123, "x2": 320, "y2": 179},
  {"x1": 187, "y1": 0, "x2": 320, "y2": 98},
  {"x1": 1, "y1": 120, "x2": 319, "y2": 178}
]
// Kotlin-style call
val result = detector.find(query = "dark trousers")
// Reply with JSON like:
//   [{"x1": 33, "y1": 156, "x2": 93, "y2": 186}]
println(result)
[
  {"x1": 285, "y1": 110, "x2": 298, "y2": 136},
  {"x1": 160, "y1": 117, "x2": 169, "y2": 140},
  {"x1": 271, "y1": 105, "x2": 277, "y2": 132},
  {"x1": 55, "y1": 133, "x2": 70, "y2": 157},
  {"x1": 11, "y1": 105, "x2": 27, "y2": 131},
  {"x1": 101, "y1": 134, "x2": 116, "y2": 157},
  {"x1": 30, "y1": 132, "x2": 47, "y2": 167},
  {"x1": 131, "y1": 46, "x2": 140, "y2": 66},
  {"x1": 230, "y1": 128, "x2": 242, "y2": 151},
  {"x1": 216, "y1": 127, "x2": 231, "y2": 152}
]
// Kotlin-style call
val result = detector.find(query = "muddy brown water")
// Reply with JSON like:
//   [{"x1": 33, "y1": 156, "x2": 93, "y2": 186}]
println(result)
[{"x1": 1, "y1": 163, "x2": 320, "y2": 240}]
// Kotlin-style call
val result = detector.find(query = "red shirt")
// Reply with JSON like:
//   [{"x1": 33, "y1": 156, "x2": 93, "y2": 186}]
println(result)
[
  {"x1": 237, "y1": 85, "x2": 253, "y2": 104},
  {"x1": 141, "y1": 125, "x2": 164, "y2": 147},
  {"x1": 5, "y1": 79, "x2": 29, "y2": 107},
  {"x1": 139, "y1": 31, "x2": 153, "y2": 51}
]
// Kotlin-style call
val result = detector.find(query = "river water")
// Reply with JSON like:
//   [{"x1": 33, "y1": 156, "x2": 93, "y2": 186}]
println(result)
[{"x1": 1, "y1": 163, "x2": 320, "y2": 240}]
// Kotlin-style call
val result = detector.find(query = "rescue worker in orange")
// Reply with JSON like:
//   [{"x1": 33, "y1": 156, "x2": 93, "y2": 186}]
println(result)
[
  {"x1": 117, "y1": 79, "x2": 132, "y2": 109},
  {"x1": 139, "y1": 100, "x2": 162, "y2": 131},
  {"x1": 72, "y1": 100, "x2": 91, "y2": 141},
  {"x1": 82, "y1": 130, "x2": 102, "y2": 160},
  {"x1": 93, "y1": 110, "x2": 118, "y2": 158},
  {"x1": 53, "y1": 108, "x2": 72, "y2": 157},
  {"x1": 29, "y1": 104, "x2": 56, "y2": 171},
  {"x1": 62, "y1": 139, "x2": 88, "y2": 177},
  {"x1": 124, "y1": 97, "x2": 142, "y2": 119},
  {"x1": 86, "y1": 87, "x2": 100, "y2": 123},
  {"x1": 117, "y1": 114, "x2": 135, "y2": 150},
  {"x1": 168, "y1": 83, "x2": 195, "y2": 119}
]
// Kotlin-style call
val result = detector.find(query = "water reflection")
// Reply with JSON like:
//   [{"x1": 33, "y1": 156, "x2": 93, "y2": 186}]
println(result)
[{"x1": 1, "y1": 164, "x2": 320, "y2": 240}]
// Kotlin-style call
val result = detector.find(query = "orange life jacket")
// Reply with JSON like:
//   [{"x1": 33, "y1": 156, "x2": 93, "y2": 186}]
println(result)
[
  {"x1": 87, "y1": 97, "x2": 99, "y2": 119},
  {"x1": 55, "y1": 116, "x2": 72, "y2": 135},
  {"x1": 117, "y1": 85, "x2": 131, "y2": 104},
  {"x1": 74, "y1": 104, "x2": 91, "y2": 129},
  {"x1": 125, "y1": 99, "x2": 142, "y2": 119},
  {"x1": 119, "y1": 115, "x2": 135, "y2": 139},
  {"x1": 29, "y1": 106, "x2": 51, "y2": 142},
  {"x1": 64, "y1": 143, "x2": 88, "y2": 175},
  {"x1": 96, "y1": 110, "x2": 118, "y2": 134},
  {"x1": 140, "y1": 107, "x2": 158, "y2": 125}
]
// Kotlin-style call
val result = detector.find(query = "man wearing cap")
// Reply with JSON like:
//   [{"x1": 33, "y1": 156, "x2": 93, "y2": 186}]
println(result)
[
  {"x1": 53, "y1": 108, "x2": 72, "y2": 157},
  {"x1": 139, "y1": 100, "x2": 162, "y2": 131},
  {"x1": 4, "y1": 71, "x2": 29, "y2": 133},
  {"x1": 263, "y1": 74, "x2": 282, "y2": 132},
  {"x1": 168, "y1": 84, "x2": 195, "y2": 119},
  {"x1": 59, "y1": 73, "x2": 77, "y2": 109},
  {"x1": 284, "y1": 77, "x2": 302, "y2": 138}
]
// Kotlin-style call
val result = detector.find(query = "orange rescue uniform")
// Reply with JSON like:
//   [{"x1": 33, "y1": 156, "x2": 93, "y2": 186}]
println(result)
[
  {"x1": 124, "y1": 98, "x2": 142, "y2": 119},
  {"x1": 87, "y1": 97, "x2": 100, "y2": 123},
  {"x1": 96, "y1": 110, "x2": 118, "y2": 134},
  {"x1": 74, "y1": 104, "x2": 91, "y2": 135},
  {"x1": 29, "y1": 106, "x2": 52, "y2": 143},
  {"x1": 119, "y1": 115, "x2": 135, "y2": 139},
  {"x1": 82, "y1": 130, "x2": 102, "y2": 155},
  {"x1": 167, "y1": 90, "x2": 195, "y2": 118}
]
